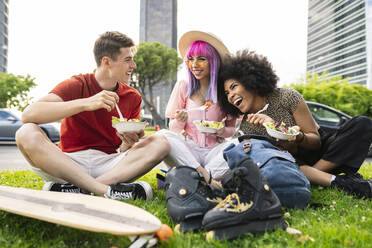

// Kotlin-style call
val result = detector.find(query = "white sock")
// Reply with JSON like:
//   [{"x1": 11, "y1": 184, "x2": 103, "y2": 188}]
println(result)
[
  {"x1": 330, "y1": 175, "x2": 336, "y2": 183},
  {"x1": 104, "y1": 186, "x2": 112, "y2": 198}
]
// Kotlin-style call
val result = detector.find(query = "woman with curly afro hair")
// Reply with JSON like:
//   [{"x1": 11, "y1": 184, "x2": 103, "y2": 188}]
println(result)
[{"x1": 217, "y1": 49, "x2": 372, "y2": 199}]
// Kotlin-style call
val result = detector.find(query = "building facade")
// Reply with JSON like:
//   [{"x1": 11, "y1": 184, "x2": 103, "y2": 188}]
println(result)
[
  {"x1": 307, "y1": 0, "x2": 371, "y2": 89},
  {"x1": 139, "y1": 0, "x2": 177, "y2": 123},
  {"x1": 0, "y1": 0, "x2": 8, "y2": 73}
]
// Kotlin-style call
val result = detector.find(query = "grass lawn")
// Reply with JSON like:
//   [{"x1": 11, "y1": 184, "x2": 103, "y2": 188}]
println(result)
[{"x1": 0, "y1": 163, "x2": 371, "y2": 248}]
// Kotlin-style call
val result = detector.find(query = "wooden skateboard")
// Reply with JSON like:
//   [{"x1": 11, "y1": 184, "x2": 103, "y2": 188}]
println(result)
[{"x1": 0, "y1": 185, "x2": 171, "y2": 247}]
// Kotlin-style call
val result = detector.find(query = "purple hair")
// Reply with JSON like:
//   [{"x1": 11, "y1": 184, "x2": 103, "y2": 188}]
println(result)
[{"x1": 185, "y1": 41, "x2": 221, "y2": 103}]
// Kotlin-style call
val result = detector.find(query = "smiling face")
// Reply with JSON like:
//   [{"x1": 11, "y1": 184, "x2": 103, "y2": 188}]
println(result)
[
  {"x1": 108, "y1": 47, "x2": 136, "y2": 84},
  {"x1": 186, "y1": 55, "x2": 210, "y2": 82},
  {"x1": 224, "y1": 79, "x2": 258, "y2": 114}
]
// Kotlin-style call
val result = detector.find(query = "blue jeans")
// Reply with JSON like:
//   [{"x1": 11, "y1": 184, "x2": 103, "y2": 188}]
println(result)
[
  {"x1": 260, "y1": 158, "x2": 311, "y2": 208},
  {"x1": 223, "y1": 139, "x2": 311, "y2": 208}
]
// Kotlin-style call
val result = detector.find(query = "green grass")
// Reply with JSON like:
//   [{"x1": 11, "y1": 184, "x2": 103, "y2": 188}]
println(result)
[{"x1": 0, "y1": 163, "x2": 371, "y2": 248}]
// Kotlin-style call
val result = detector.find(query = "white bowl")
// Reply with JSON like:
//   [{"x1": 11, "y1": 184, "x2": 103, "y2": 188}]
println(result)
[
  {"x1": 193, "y1": 120, "x2": 224, "y2": 134},
  {"x1": 113, "y1": 121, "x2": 147, "y2": 133},
  {"x1": 263, "y1": 122, "x2": 299, "y2": 140}
]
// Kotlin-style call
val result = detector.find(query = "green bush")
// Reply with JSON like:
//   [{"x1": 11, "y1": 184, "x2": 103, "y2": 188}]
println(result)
[{"x1": 286, "y1": 72, "x2": 372, "y2": 118}]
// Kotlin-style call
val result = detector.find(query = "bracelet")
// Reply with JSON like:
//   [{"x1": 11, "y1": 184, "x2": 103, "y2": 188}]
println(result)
[{"x1": 296, "y1": 130, "x2": 305, "y2": 144}]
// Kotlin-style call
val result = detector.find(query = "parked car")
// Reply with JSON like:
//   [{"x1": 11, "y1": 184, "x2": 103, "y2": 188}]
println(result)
[
  {"x1": 306, "y1": 101, "x2": 372, "y2": 157},
  {"x1": 0, "y1": 109, "x2": 60, "y2": 144}
]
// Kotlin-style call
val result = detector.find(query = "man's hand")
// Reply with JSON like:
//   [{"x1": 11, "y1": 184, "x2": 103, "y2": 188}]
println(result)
[
  {"x1": 117, "y1": 129, "x2": 145, "y2": 152},
  {"x1": 83, "y1": 90, "x2": 119, "y2": 112}
]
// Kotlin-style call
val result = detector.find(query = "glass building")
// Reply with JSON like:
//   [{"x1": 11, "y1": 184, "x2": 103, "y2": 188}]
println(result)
[
  {"x1": 139, "y1": 0, "x2": 178, "y2": 123},
  {"x1": 307, "y1": 0, "x2": 372, "y2": 89},
  {"x1": 0, "y1": 0, "x2": 8, "y2": 73},
  {"x1": 140, "y1": 0, "x2": 177, "y2": 49}
]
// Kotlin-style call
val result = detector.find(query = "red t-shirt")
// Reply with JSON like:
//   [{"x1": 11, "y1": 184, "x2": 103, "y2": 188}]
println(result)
[{"x1": 51, "y1": 73, "x2": 142, "y2": 154}]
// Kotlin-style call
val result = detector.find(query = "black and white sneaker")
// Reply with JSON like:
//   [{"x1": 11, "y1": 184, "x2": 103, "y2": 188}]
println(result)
[
  {"x1": 106, "y1": 181, "x2": 153, "y2": 200},
  {"x1": 42, "y1": 182, "x2": 82, "y2": 194},
  {"x1": 348, "y1": 172, "x2": 372, "y2": 182},
  {"x1": 331, "y1": 174, "x2": 372, "y2": 199}
]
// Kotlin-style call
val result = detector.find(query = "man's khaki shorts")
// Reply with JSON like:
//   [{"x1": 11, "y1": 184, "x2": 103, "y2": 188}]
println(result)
[{"x1": 31, "y1": 149, "x2": 128, "y2": 183}]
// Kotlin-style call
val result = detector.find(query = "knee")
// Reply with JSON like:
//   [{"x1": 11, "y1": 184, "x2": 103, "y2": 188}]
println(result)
[
  {"x1": 16, "y1": 123, "x2": 45, "y2": 150},
  {"x1": 263, "y1": 163, "x2": 308, "y2": 186},
  {"x1": 147, "y1": 135, "x2": 171, "y2": 155},
  {"x1": 275, "y1": 189, "x2": 311, "y2": 209},
  {"x1": 353, "y1": 116, "x2": 372, "y2": 132}
]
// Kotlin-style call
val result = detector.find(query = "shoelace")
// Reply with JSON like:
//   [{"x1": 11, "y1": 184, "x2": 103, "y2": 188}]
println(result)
[
  {"x1": 215, "y1": 193, "x2": 240, "y2": 209},
  {"x1": 215, "y1": 193, "x2": 253, "y2": 213}
]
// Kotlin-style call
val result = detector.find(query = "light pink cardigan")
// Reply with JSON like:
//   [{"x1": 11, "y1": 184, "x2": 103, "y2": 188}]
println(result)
[{"x1": 165, "y1": 80, "x2": 236, "y2": 148}]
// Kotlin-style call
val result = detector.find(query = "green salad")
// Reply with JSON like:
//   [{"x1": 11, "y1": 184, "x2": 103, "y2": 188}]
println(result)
[
  {"x1": 195, "y1": 120, "x2": 224, "y2": 129},
  {"x1": 265, "y1": 121, "x2": 297, "y2": 134},
  {"x1": 112, "y1": 117, "x2": 141, "y2": 125}
]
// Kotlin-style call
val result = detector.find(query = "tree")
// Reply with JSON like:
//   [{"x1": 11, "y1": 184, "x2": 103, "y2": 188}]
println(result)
[
  {"x1": 0, "y1": 73, "x2": 36, "y2": 111},
  {"x1": 286, "y1": 71, "x2": 372, "y2": 118},
  {"x1": 132, "y1": 42, "x2": 183, "y2": 128}
]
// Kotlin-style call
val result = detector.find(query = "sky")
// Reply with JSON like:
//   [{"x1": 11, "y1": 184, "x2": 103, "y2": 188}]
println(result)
[{"x1": 7, "y1": 0, "x2": 308, "y2": 100}]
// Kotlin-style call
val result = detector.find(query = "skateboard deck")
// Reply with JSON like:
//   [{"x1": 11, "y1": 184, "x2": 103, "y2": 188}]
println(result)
[{"x1": 0, "y1": 185, "x2": 161, "y2": 236}]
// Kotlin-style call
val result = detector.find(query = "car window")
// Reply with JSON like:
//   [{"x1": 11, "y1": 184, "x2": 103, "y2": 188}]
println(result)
[
  {"x1": 0, "y1": 110, "x2": 12, "y2": 120},
  {"x1": 308, "y1": 105, "x2": 341, "y2": 124}
]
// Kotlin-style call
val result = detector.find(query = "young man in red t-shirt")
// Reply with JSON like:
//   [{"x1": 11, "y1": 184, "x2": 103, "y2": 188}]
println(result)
[{"x1": 16, "y1": 31, "x2": 170, "y2": 200}]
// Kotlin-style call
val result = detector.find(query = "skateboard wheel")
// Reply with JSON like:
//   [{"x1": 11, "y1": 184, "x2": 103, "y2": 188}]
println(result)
[
  {"x1": 206, "y1": 230, "x2": 215, "y2": 242},
  {"x1": 155, "y1": 224, "x2": 174, "y2": 241}
]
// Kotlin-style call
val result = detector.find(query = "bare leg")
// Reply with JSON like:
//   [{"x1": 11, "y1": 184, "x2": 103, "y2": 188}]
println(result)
[
  {"x1": 313, "y1": 159, "x2": 340, "y2": 172},
  {"x1": 16, "y1": 123, "x2": 108, "y2": 194},
  {"x1": 96, "y1": 135, "x2": 170, "y2": 185},
  {"x1": 300, "y1": 158, "x2": 342, "y2": 187},
  {"x1": 300, "y1": 165, "x2": 333, "y2": 186}
]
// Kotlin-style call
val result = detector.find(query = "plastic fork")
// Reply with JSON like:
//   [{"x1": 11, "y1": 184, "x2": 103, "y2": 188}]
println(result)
[
  {"x1": 233, "y1": 104, "x2": 269, "y2": 137},
  {"x1": 256, "y1": 103, "x2": 269, "y2": 114},
  {"x1": 115, "y1": 103, "x2": 125, "y2": 122},
  {"x1": 185, "y1": 105, "x2": 209, "y2": 112},
  {"x1": 185, "y1": 101, "x2": 212, "y2": 112}
]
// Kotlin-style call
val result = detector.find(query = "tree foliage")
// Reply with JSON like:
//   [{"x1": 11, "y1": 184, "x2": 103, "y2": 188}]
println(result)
[
  {"x1": 0, "y1": 73, "x2": 36, "y2": 111},
  {"x1": 286, "y1": 71, "x2": 372, "y2": 118},
  {"x1": 132, "y1": 42, "x2": 183, "y2": 127}
]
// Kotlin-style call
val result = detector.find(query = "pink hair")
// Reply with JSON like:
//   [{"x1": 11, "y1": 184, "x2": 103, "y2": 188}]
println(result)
[{"x1": 185, "y1": 41, "x2": 221, "y2": 103}]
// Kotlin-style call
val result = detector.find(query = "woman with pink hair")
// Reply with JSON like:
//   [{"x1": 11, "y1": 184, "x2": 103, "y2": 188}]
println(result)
[{"x1": 156, "y1": 31, "x2": 236, "y2": 185}]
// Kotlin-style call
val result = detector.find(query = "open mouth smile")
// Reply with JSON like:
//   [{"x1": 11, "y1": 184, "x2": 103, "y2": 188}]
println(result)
[{"x1": 233, "y1": 97, "x2": 243, "y2": 107}]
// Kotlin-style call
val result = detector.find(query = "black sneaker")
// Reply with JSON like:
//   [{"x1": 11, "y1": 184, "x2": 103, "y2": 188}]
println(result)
[
  {"x1": 331, "y1": 174, "x2": 372, "y2": 199},
  {"x1": 106, "y1": 181, "x2": 153, "y2": 200},
  {"x1": 348, "y1": 172, "x2": 372, "y2": 182},
  {"x1": 42, "y1": 182, "x2": 82, "y2": 194}
]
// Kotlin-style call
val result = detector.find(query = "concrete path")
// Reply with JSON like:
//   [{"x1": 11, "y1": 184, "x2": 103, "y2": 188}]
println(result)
[
  {"x1": 0, "y1": 145, "x2": 31, "y2": 170},
  {"x1": 0, "y1": 144, "x2": 167, "y2": 171}
]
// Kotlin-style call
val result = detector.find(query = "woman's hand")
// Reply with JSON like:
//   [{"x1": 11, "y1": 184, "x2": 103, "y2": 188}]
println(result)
[
  {"x1": 209, "y1": 117, "x2": 227, "y2": 137},
  {"x1": 175, "y1": 110, "x2": 188, "y2": 122},
  {"x1": 196, "y1": 166, "x2": 222, "y2": 188},
  {"x1": 276, "y1": 125, "x2": 303, "y2": 154},
  {"x1": 246, "y1": 113, "x2": 274, "y2": 126}
]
